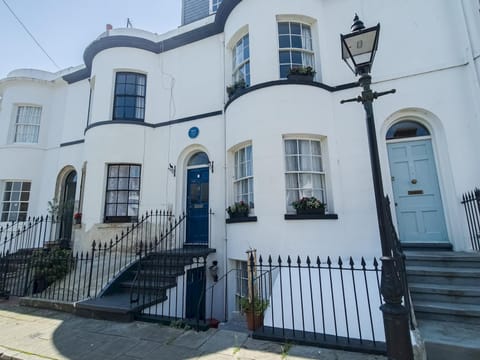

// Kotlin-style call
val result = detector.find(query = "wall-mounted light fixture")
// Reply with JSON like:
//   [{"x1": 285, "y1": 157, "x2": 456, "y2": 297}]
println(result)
[
  {"x1": 168, "y1": 163, "x2": 176, "y2": 177},
  {"x1": 209, "y1": 260, "x2": 219, "y2": 282}
]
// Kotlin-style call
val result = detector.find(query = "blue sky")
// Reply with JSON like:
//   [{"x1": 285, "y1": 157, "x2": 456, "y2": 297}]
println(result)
[{"x1": 0, "y1": 0, "x2": 182, "y2": 78}]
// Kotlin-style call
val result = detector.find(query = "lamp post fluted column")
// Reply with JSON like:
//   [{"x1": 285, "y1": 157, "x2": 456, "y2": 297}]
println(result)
[{"x1": 340, "y1": 15, "x2": 414, "y2": 360}]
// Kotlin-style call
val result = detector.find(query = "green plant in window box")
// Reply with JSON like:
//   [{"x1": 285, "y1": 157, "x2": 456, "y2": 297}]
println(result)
[
  {"x1": 292, "y1": 196, "x2": 326, "y2": 215},
  {"x1": 287, "y1": 66, "x2": 316, "y2": 81},
  {"x1": 226, "y1": 201, "x2": 249, "y2": 218},
  {"x1": 226, "y1": 78, "x2": 246, "y2": 98}
]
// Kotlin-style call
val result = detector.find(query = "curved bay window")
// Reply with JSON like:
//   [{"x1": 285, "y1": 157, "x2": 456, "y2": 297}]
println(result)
[
  {"x1": 113, "y1": 72, "x2": 146, "y2": 121},
  {"x1": 278, "y1": 21, "x2": 314, "y2": 79},
  {"x1": 285, "y1": 139, "x2": 326, "y2": 213},
  {"x1": 105, "y1": 164, "x2": 141, "y2": 223},
  {"x1": 232, "y1": 34, "x2": 250, "y2": 86}
]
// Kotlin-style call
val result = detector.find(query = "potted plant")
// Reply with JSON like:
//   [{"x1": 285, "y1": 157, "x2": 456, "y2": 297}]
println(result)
[
  {"x1": 287, "y1": 66, "x2": 316, "y2": 82},
  {"x1": 73, "y1": 212, "x2": 82, "y2": 225},
  {"x1": 226, "y1": 78, "x2": 246, "y2": 98},
  {"x1": 240, "y1": 296, "x2": 269, "y2": 330},
  {"x1": 226, "y1": 201, "x2": 249, "y2": 218},
  {"x1": 292, "y1": 196, "x2": 326, "y2": 215}
]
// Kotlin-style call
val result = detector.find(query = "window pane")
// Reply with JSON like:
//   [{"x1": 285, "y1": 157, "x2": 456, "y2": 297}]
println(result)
[
  {"x1": 279, "y1": 35, "x2": 291, "y2": 48},
  {"x1": 290, "y1": 22, "x2": 301, "y2": 35},
  {"x1": 291, "y1": 35, "x2": 303, "y2": 49},
  {"x1": 312, "y1": 156, "x2": 323, "y2": 172},
  {"x1": 106, "y1": 191, "x2": 117, "y2": 203},
  {"x1": 278, "y1": 22, "x2": 290, "y2": 35},
  {"x1": 285, "y1": 155, "x2": 299, "y2": 171},
  {"x1": 12, "y1": 182, "x2": 21, "y2": 191},
  {"x1": 107, "y1": 178, "x2": 118, "y2": 190},
  {"x1": 285, "y1": 140, "x2": 297, "y2": 154},
  {"x1": 117, "y1": 204, "x2": 127, "y2": 216}
]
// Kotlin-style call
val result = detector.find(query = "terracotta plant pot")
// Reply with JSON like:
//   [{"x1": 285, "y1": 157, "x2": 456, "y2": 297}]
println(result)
[{"x1": 245, "y1": 311, "x2": 264, "y2": 331}]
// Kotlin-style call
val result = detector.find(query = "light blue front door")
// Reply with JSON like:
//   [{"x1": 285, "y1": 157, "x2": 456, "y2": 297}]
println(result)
[{"x1": 387, "y1": 139, "x2": 448, "y2": 243}]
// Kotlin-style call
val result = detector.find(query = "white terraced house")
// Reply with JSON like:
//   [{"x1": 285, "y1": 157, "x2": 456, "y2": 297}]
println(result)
[{"x1": 1, "y1": 1, "x2": 480, "y2": 358}]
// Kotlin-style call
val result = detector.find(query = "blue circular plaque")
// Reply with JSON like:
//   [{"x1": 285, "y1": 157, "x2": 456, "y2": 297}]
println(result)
[{"x1": 188, "y1": 127, "x2": 199, "y2": 139}]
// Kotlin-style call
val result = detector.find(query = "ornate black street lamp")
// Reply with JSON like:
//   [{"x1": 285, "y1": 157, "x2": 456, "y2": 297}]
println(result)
[{"x1": 340, "y1": 15, "x2": 414, "y2": 360}]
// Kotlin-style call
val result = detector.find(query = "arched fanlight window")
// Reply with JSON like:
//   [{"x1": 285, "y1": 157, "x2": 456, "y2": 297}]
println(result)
[
  {"x1": 188, "y1": 152, "x2": 209, "y2": 166},
  {"x1": 386, "y1": 121, "x2": 430, "y2": 140}
]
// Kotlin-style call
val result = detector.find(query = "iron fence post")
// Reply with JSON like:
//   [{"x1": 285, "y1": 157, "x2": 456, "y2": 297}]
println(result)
[{"x1": 87, "y1": 241, "x2": 96, "y2": 298}]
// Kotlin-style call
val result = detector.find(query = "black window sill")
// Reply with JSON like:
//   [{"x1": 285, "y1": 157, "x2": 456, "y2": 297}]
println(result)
[
  {"x1": 284, "y1": 213, "x2": 338, "y2": 220},
  {"x1": 226, "y1": 216, "x2": 258, "y2": 224},
  {"x1": 104, "y1": 216, "x2": 138, "y2": 223}
]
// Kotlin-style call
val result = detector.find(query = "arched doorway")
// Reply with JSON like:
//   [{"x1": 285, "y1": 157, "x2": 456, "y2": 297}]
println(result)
[
  {"x1": 58, "y1": 170, "x2": 77, "y2": 246},
  {"x1": 386, "y1": 121, "x2": 448, "y2": 244},
  {"x1": 185, "y1": 152, "x2": 209, "y2": 245}
]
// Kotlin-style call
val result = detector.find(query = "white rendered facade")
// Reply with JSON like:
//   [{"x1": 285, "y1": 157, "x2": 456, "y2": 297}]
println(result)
[{"x1": 1, "y1": 0, "x2": 480, "y2": 320}]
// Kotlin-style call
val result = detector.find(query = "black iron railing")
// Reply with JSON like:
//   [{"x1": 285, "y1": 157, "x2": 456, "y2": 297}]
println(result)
[
  {"x1": 0, "y1": 216, "x2": 66, "y2": 255},
  {"x1": 462, "y1": 188, "x2": 480, "y2": 251},
  {"x1": 0, "y1": 210, "x2": 184, "y2": 301},
  {"x1": 202, "y1": 255, "x2": 386, "y2": 355}
]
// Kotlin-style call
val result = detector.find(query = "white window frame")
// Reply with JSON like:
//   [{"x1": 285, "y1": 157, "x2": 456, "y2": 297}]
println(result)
[
  {"x1": 13, "y1": 105, "x2": 42, "y2": 144},
  {"x1": 232, "y1": 34, "x2": 250, "y2": 86},
  {"x1": 233, "y1": 144, "x2": 254, "y2": 209},
  {"x1": 278, "y1": 21, "x2": 315, "y2": 79},
  {"x1": 210, "y1": 0, "x2": 223, "y2": 13},
  {"x1": 284, "y1": 138, "x2": 327, "y2": 213},
  {"x1": 235, "y1": 260, "x2": 248, "y2": 310},
  {"x1": 1, "y1": 181, "x2": 31, "y2": 222}
]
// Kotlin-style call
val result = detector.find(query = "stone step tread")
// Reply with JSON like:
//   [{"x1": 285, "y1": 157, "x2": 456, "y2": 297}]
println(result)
[
  {"x1": 405, "y1": 251, "x2": 480, "y2": 260},
  {"x1": 409, "y1": 282, "x2": 480, "y2": 295},
  {"x1": 414, "y1": 300, "x2": 480, "y2": 316},
  {"x1": 417, "y1": 319, "x2": 480, "y2": 348},
  {"x1": 406, "y1": 266, "x2": 480, "y2": 276}
]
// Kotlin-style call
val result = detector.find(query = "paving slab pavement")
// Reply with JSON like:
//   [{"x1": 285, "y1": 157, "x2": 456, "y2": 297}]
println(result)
[{"x1": 0, "y1": 298, "x2": 386, "y2": 360}]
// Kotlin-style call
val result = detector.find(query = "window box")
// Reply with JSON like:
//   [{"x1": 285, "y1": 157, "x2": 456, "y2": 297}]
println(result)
[
  {"x1": 296, "y1": 207, "x2": 325, "y2": 216},
  {"x1": 287, "y1": 73, "x2": 314, "y2": 82},
  {"x1": 226, "y1": 216, "x2": 257, "y2": 224},
  {"x1": 284, "y1": 213, "x2": 338, "y2": 220}
]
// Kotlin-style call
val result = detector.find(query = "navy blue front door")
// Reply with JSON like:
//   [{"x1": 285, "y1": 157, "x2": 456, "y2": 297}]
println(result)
[
  {"x1": 186, "y1": 167, "x2": 209, "y2": 244},
  {"x1": 185, "y1": 267, "x2": 206, "y2": 319}
]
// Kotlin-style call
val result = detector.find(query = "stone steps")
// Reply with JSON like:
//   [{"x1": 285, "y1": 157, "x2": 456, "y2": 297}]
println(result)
[{"x1": 405, "y1": 250, "x2": 480, "y2": 359}]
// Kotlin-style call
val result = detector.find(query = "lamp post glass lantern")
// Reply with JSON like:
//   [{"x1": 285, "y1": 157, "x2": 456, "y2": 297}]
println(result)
[
  {"x1": 341, "y1": 14, "x2": 380, "y2": 75},
  {"x1": 340, "y1": 15, "x2": 413, "y2": 360}
]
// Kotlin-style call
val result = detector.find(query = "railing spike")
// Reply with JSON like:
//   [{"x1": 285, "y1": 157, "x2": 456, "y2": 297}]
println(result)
[
  {"x1": 306, "y1": 256, "x2": 311, "y2": 265},
  {"x1": 297, "y1": 256, "x2": 301, "y2": 265},
  {"x1": 338, "y1": 256, "x2": 343, "y2": 266},
  {"x1": 287, "y1": 255, "x2": 292, "y2": 265},
  {"x1": 373, "y1": 257, "x2": 379, "y2": 268},
  {"x1": 258, "y1": 255, "x2": 263, "y2": 264},
  {"x1": 316, "y1": 256, "x2": 321, "y2": 265},
  {"x1": 327, "y1": 256, "x2": 332, "y2": 266},
  {"x1": 349, "y1": 256, "x2": 354, "y2": 267},
  {"x1": 268, "y1": 255, "x2": 272, "y2": 265},
  {"x1": 278, "y1": 255, "x2": 282, "y2": 264},
  {"x1": 361, "y1": 257, "x2": 366, "y2": 268}
]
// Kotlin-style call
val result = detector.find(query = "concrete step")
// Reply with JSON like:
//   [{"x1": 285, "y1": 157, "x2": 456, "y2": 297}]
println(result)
[
  {"x1": 405, "y1": 251, "x2": 480, "y2": 268},
  {"x1": 406, "y1": 265, "x2": 480, "y2": 286},
  {"x1": 417, "y1": 319, "x2": 480, "y2": 360},
  {"x1": 409, "y1": 282, "x2": 480, "y2": 305},
  {"x1": 414, "y1": 300, "x2": 480, "y2": 324}
]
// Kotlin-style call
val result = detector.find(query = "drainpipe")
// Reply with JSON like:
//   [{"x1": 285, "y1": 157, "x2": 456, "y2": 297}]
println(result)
[
  {"x1": 460, "y1": 0, "x2": 480, "y2": 134},
  {"x1": 222, "y1": 34, "x2": 229, "y2": 323}
]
